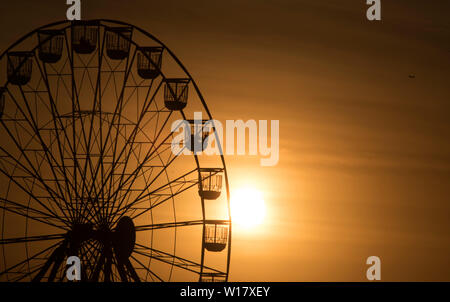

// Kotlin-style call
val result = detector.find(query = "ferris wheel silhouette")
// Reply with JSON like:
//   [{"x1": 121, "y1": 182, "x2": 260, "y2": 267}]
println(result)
[{"x1": 0, "y1": 20, "x2": 231, "y2": 282}]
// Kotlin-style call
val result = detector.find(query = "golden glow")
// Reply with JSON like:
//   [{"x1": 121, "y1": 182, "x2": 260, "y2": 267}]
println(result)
[{"x1": 230, "y1": 187, "x2": 266, "y2": 229}]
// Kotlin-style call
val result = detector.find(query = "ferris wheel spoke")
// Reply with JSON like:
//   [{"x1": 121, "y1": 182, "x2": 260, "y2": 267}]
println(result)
[
  {"x1": 0, "y1": 145, "x2": 69, "y2": 206},
  {"x1": 32, "y1": 51, "x2": 80, "y2": 218},
  {"x1": 80, "y1": 240, "x2": 102, "y2": 280},
  {"x1": 113, "y1": 248, "x2": 141, "y2": 282},
  {"x1": 101, "y1": 77, "x2": 163, "y2": 195},
  {"x1": 6, "y1": 80, "x2": 78, "y2": 222},
  {"x1": 90, "y1": 240, "x2": 116, "y2": 282},
  {"x1": 130, "y1": 254, "x2": 163, "y2": 282},
  {"x1": 0, "y1": 98, "x2": 71, "y2": 214},
  {"x1": 116, "y1": 167, "x2": 198, "y2": 222},
  {"x1": 11, "y1": 259, "x2": 55, "y2": 282},
  {"x1": 36, "y1": 46, "x2": 95, "y2": 220},
  {"x1": 132, "y1": 249, "x2": 205, "y2": 275},
  {"x1": 140, "y1": 167, "x2": 197, "y2": 202},
  {"x1": 0, "y1": 240, "x2": 61, "y2": 278},
  {"x1": 131, "y1": 142, "x2": 182, "y2": 189},
  {"x1": 96, "y1": 48, "x2": 139, "y2": 192},
  {"x1": 78, "y1": 50, "x2": 139, "y2": 224},
  {"x1": 134, "y1": 243, "x2": 223, "y2": 276},
  {"x1": 106, "y1": 116, "x2": 174, "y2": 222},
  {"x1": 0, "y1": 179, "x2": 64, "y2": 226},
  {"x1": 47, "y1": 242, "x2": 68, "y2": 282},
  {"x1": 109, "y1": 257, "x2": 122, "y2": 282},
  {"x1": 0, "y1": 156, "x2": 70, "y2": 226},
  {"x1": 104, "y1": 250, "x2": 114, "y2": 282},
  {"x1": 73, "y1": 31, "x2": 111, "y2": 213},
  {"x1": 16, "y1": 83, "x2": 73, "y2": 211},
  {"x1": 27, "y1": 46, "x2": 92, "y2": 216},
  {"x1": 135, "y1": 220, "x2": 204, "y2": 232},
  {"x1": 0, "y1": 233, "x2": 65, "y2": 245},
  {"x1": 82, "y1": 121, "x2": 148, "y2": 222},
  {"x1": 78, "y1": 29, "x2": 108, "y2": 223},
  {"x1": 0, "y1": 199, "x2": 67, "y2": 230},
  {"x1": 68, "y1": 123, "x2": 104, "y2": 224},
  {"x1": 32, "y1": 239, "x2": 68, "y2": 282},
  {"x1": 70, "y1": 79, "x2": 100, "y2": 222},
  {"x1": 120, "y1": 152, "x2": 193, "y2": 219},
  {"x1": 123, "y1": 258, "x2": 141, "y2": 282},
  {"x1": 10, "y1": 264, "x2": 41, "y2": 282},
  {"x1": 64, "y1": 30, "x2": 95, "y2": 220},
  {"x1": 78, "y1": 47, "x2": 137, "y2": 216},
  {"x1": 114, "y1": 259, "x2": 129, "y2": 282},
  {"x1": 90, "y1": 247, "x2": 106, "y2": 281},
  {"x1": 95, "y1": 45, "x2": 137, "y2": 172},
  {"x1": 99, "y1": 79, "x2": 164, "y2": 211}
]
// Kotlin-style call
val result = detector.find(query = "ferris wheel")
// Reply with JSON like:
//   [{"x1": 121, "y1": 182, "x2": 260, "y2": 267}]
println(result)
[{"x1": 0, "y1": 20, "x2": 231, "y2": 282}]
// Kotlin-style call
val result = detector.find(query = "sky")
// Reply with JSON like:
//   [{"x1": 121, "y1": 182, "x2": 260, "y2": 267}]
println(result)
[{"x1": 0, "y1": 0, "x2": 449, "y2": 281}]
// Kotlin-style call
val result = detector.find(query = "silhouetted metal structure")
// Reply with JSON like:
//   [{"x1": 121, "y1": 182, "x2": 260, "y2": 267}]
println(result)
[
  {"x1": 7, "y1": 52, "x2": 33, "y2": 85},
  {"x1": 0, "y1": 20, "x2": 231, "y2": 282},
  {"x1": 199, "y1": 168, "x2": 223, "y2": 200},
  {"x1": 164, "y1": 78, "x2": 189, "y2": 110},
  {"x1": 186, "y1": 119, "x2": 212, "y2": 153},
  {"x1": 38, "y1": 30, "x2": 64, "y2": 63},
  {"x1": 105, "y1": 27, "x2": 132, "y2": 60},
  {"x1": 137, "y1": 47, "x2": 163, "y2": 79},
  {"x1": 204, "y1": 223, "x2": 228, "y2": 252},
  {"x1": 71, "y1": 20, "x2": 99, "y2": 54}
]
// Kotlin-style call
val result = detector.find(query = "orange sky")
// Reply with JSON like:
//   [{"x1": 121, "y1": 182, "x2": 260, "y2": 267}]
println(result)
[{"x1": 1, "y1": 0, "x2": 449, "y2": 281}]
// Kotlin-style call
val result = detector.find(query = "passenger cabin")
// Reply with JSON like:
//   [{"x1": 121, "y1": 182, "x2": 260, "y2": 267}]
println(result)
[
  {"x1": 204, "y1": 223, "x2": 228, "y2": 252},
  {"x1": 71, "y1": 21, "x2": 99, "y2": 54},
  {"x1": 199, "y1": 168, "x2": 223, "y2": 200},
  {"x1": 7, "y1": 52, "x2": 33, "y2": 86},
  {"x1": 38, "y1": 30, "x2": 64, "y2": 63},
  {"x1": 105, "y1": 27, "x2": 132, "y2": 60},
  {"x1": 164, "y1": 78, "x2": 189, "y2": 111},
  {"x1": 186, "y1": 119, "x2": 212, "y2": 153},
  {"x1": 200, "y1": 274, "x2": 226, "y2": 282},
  {"x1": 137, "y1": 47, "x2": 163, "y2": 79}
]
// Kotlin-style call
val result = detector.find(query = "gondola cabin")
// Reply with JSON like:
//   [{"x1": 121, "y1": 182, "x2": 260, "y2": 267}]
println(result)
[
  {"x1": 199, "y1": 168, "x2": 223, "y2": 200},
  {"x1": 137, "y1": 47, "x2": 163, "y2": 79},
  {"x1": 164, "y1": 78, "x2": 189, "y2": 111},
  {"x1": 204, "y1": 223, "x2": 228, "y2": 252},
  {"x1": 199, "y1": 274, "x2": 226, "y2": 282},
  {"x1": 71, "y1": 20, "x2": 99, "y2": 54},
  {"x1": 186, "y1": 119, "x2": 212, "y2": 153},
  {"x1": 7, "y1": 52, "x2": 33, "y2": 86},
  {"x1": 106, "y1": 27, "x2": 132, "y2": 60},
  {"x1": 38, "y1": 30, "x2": 64, "y2": 63}
]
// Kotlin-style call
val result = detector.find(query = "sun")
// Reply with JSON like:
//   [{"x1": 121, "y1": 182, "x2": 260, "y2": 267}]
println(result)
[{"x1": 230, "y1": 187, "x2": 266, "y2": 229}]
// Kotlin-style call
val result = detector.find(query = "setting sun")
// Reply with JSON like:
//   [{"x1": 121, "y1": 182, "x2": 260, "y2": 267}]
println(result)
[{"x1": 230, "y1": 188, "x2": 266, "y2": 229}]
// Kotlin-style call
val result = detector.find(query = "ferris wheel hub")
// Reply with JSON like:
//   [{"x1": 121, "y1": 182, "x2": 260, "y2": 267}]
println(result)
[
  {"x1": 67, "y1": 217, "x2": 136, "y2": 261},
  {"x1": 113, "y1": 217, "x2": 136, "y2": 260}
]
